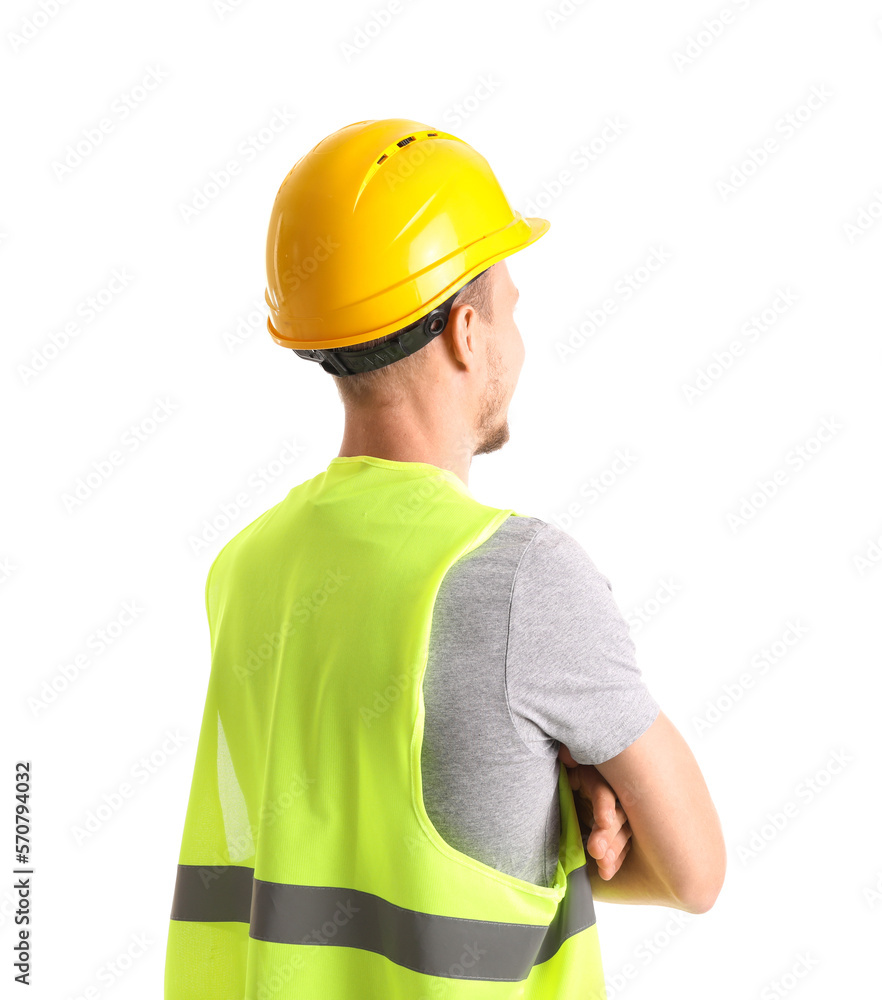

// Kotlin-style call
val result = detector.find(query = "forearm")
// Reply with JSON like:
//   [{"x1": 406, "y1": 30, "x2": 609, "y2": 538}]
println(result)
[
  {"x1": 583, "y1": 713, "x2": 727, "y2": 914},
  {"x1": 570, "y1": 776, "x2": 687, "y2": 910},
  {"x1": 584, "y1": 832, "x2": 696, "y2": 911}
]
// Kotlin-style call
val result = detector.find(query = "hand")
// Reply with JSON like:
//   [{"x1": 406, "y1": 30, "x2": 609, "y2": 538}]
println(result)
[{"x1": 558, "y1": 742, "x2": 631, "y2": 880}]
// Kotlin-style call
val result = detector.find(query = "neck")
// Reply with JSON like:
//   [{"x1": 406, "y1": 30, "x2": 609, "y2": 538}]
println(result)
[{"x1": 337, "y1": 408, "x2": 474, "y2": 486}]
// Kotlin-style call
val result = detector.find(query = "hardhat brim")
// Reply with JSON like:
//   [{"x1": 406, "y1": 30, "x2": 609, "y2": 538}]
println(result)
[{"x1": 267, "y1": 214, "x2": 551, "y2": 351}]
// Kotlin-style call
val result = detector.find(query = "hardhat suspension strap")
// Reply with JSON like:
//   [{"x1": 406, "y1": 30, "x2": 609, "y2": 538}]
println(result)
[{"x1": 293, "y1": 275, "x2": 480, "y2": 376}]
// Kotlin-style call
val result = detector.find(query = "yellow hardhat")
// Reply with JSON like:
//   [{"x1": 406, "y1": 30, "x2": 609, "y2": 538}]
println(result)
[{"x1": 264, "y1": 118, "x2": 550, "y2": 376}]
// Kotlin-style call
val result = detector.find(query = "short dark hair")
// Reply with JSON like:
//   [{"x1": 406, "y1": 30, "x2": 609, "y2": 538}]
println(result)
[{"x1": 331, "y1": 264, "x2": 495, "y2": 405}]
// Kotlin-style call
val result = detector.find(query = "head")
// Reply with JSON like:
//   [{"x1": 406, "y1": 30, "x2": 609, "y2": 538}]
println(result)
[{"x1": 329, "y1": 261, "x2": 524, "y2": 470}]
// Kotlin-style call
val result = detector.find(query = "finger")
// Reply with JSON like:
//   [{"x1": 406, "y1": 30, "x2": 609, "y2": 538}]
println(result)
[
  {"x1": 557, "y1": 743, "x2": 579, "y2": 768},
  {"x1": 596, "y1": 838, "x2": 631, "y2": 880},
  {"x1": 593, "y1": 830, "x2": 632, "y2": 879},
  {"x1": 586, "y1": 819, "x2": 631, "y2": 864},
  {"x1": 578, "y1": 773, "x2": 618, "y2": 825},
  {"x1": 589, "y1": 820, "x2": 631, "y2": 862},
  {"x1": 585, "y1": 801, "x2": 629, "y2": 853}
]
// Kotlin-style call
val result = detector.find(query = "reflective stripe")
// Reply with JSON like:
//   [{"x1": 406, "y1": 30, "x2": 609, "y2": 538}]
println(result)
[
  {"x1": 170, "y1": 863, "x2": 254, "y2": 924},
  {"x1": 170, "y1": 863, "x2": 596, "y2": 983}
]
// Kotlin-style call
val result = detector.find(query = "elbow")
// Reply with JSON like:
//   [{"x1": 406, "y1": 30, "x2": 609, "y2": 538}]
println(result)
[
  {"x1": 676, "y1": 846, "x2": 727, "y2": 915},
  {"x1": 679, "y1": 883, "x2": 721, "y2": 915}
]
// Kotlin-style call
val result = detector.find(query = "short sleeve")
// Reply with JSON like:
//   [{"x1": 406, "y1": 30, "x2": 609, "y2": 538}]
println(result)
[{"x1": 504, "y1": 522, "x2": 660, "y2": 765}]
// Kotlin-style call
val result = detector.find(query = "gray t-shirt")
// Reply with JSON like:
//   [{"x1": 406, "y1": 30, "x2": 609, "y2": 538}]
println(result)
[{"x1": 420, "y1": 515, "x2": 660, "y2": 888}]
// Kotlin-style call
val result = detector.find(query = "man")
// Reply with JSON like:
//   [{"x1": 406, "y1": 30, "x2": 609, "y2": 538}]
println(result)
[{"x1": 164, "y1": 118, "x2": 725, "y2": 999}]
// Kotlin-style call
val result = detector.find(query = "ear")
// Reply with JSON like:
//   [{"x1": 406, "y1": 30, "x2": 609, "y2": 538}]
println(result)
[{"x1": 445, "y1": 301, "x2": 482, "y2": 370}]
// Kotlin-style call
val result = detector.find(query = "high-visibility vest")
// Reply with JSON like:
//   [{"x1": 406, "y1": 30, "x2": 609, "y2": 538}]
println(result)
[{"x1": 164, "y1": 455, "x2": 607, "y2": 999}]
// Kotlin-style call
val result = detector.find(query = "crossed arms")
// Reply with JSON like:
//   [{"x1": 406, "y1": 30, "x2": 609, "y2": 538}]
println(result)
[{"x1": 559, "y1": 710, "x2": 726, "y2": 914}]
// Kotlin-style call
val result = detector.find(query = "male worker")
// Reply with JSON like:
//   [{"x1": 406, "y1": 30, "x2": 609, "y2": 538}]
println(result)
[{"x1": 164, "y1": 118, "x2": 725, "y2": 999}]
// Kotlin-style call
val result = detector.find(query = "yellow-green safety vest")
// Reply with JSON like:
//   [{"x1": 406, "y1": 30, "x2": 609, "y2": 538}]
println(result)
[{"x1": 164, "y1": 454, "x2": 607, "y2": 999}]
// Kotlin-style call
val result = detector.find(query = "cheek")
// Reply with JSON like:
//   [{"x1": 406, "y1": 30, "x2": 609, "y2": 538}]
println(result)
[{"x1": 514, "y1": 325, "x2": 525, "y2": 369}]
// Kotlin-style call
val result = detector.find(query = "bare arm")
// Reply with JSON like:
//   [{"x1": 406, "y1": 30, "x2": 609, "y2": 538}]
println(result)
[{"x1": 571, "y1": 710, "x2": 726, "y2": 913}]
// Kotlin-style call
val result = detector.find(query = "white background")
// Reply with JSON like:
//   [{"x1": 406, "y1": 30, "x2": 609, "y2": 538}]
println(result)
[{"x1": 3, "y1": 0, "x2": 882, "y2": 997}]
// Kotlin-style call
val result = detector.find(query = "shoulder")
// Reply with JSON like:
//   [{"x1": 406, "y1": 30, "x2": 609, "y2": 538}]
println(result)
[
  {"x1": 477, "y1": 516, "x2": 606, "y2": 573},
  {"x1": 205, "y1": 498, "x2": 285, "y2": 588},
  {"x1": 458, "y1": 515, "x2": 617, "y2": 614},
  {"x1": 507, "y1": 518, "x2": 616, "y2": 606}
]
